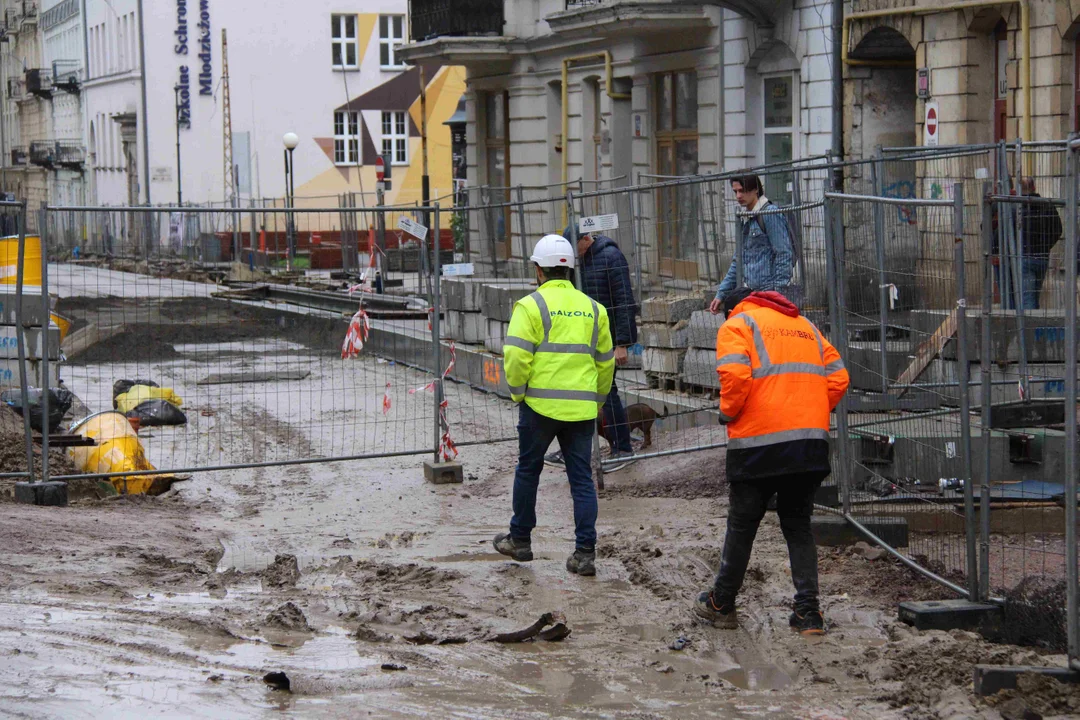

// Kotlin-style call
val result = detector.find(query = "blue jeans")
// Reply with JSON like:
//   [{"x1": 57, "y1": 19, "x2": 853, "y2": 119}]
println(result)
[
  {"x1": 996, "y1": 256, "x2": 1050, "y2": 310},
  {"x1": 712, "y1": 473, "x2": 823, "y2": 614},
  {"x1": 602, "y1": 369, "x2": 633, "y2": 454},
  {"x1": 510, "y1": 403, "x2": 598, "y2": 550}
]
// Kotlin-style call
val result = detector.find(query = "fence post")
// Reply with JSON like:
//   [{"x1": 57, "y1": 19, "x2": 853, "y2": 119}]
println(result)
[
  {"x1": 516, "y1": 185, "x2": 528, "y2": 274},
  {"x1": 870, "y1": 157, "x2": 889, "y2": 395},
  {"x1": 629, "y1": 188, "x2": 643, "y2": 302},
  {"x1": 39, "y1": 207, "x2": 49, "y2": 484},
  {"x1": 567, "y1": 191, "x2": 605, "y2": 491},
  {"x1": 696, "y1": 184, "x2": 713, "y2": 283},
  {"x1": 824, "y1": 196, "x2": 850, "y2": 514},
  {"x1": 14, "y1": 202, "x2": 34, "y2": 482},
  {"x1": 952, "y1": 182, "x2": 977, "y2": 600},
  {"x1": 979, "y1": 182, "x2": 994, "y2": 602},
  {"x1": 1063, "y1": 140, "x2": 1079, "y2": 668},
  {"x1": 432, "y1": 203, "x2": 443, "y2": 465}
]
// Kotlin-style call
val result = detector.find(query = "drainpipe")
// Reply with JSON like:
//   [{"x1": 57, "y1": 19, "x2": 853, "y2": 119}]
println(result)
[
  {"x1": 842, "y1": 0, "x2": 1030, "y2": 142},
  {"x1": 561, "y1": 50, "x2": 631, "y2": 226},
  {"x1": 136, "y1": 0, "x2": 150, "y2": 204},
  {"x1": 831, "y1": 0, "x2": 842, "y2": 186}
]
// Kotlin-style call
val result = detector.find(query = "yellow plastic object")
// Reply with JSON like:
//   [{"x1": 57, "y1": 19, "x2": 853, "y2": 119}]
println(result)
[
  {"x1": 51, "y1": 312, "x2": 71, "y2": 343},
  {"x1": 0, "y1": 235, "x2": 42, "y2": 285},
  {"x1": 114, "y1": 385, "x2": 184, "y2": 414},
  {"x1": 69, "y1": 411, "x2": 160, "y2": 495}
]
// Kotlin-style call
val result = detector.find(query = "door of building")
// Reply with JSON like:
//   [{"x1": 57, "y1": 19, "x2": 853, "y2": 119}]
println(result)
[{"x1": 994, "y1": 21, "x2": 1008, "y2": 142}]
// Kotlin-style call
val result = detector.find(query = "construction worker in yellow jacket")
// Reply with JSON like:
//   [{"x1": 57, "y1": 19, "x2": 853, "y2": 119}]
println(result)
[
  {"x1": 494, "y1": 234, "x2": 615, "y2": 576},
  {"x1": 694, "y1": 287, "x2": 849, "y2": 635}
]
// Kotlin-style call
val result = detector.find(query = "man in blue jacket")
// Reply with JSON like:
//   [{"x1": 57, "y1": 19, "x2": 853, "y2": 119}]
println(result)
[
  {"x1": 710, "y1": 175, "x2": 796, "y2": 314},
  {"x1": 544, "y1": 225, "x2": 639, "y2": 470}
]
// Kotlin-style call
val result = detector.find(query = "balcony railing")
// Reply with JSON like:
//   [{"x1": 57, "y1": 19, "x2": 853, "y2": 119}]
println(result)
[
  {"x1": 409, "y1": 0, "x2": 504, "y2": 41},
  {"x1": 55, "y1": 140, "x2": 85, "y2": 167},
  {"x1": 29, "y1": 140, "x2": 85, "y2": 169},
  {"x1": 564, "y1": 0, "x2": 605, "y2": 7},
  {"x1": 20, "y1": 1, "x2": 37, "y2": 22},
  {"x1": 25, "y1": 68, "x2": 52, "y2": 98},
  {"x1": 29, "y1": 141, "x2": 54, "y2": 167},
  {"x1": 51, "y1": 60, "x2": 81, "y2": 93},
  {"x1": 10, "y1": 147, "x2": 27, "y2": 166}
]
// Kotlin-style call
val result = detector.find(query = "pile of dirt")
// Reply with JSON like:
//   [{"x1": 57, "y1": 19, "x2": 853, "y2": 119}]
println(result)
[
  {"x1": 985, "y1": 672, "x2": 1080, "y2": 718},
  {"x1": 997, "y1": 575, "x2": 1068, "y2": 652},
  {"x1": 867, "y1": 628, "x2": 1050, "y2": 711},
  {"x1": 817, "y1": 547, "x2": 955, "y2": 607},
  {"x1": 264, "y1": 602, "x2": 311, "y2": 632},
  {"x1": 70, "y1": 329, "x2": 180, "y2": 363},
  {"x1": 261, "y1": 554, "x2": 301, "y2": 588},
  {"x1": 0, "y1": 406, "x2": 79, "y2": 485},
  {"x1": 604, "y1": 447, "x2": 727, "y2": 499}
]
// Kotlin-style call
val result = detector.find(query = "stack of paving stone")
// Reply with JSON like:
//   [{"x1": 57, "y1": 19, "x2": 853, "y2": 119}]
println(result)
[
  {"x1": 639, "y1": 294, "x2": 705, "y2": 390},
  {"x1": 442, "y1": 278, "x2": 533, "y2": 349},
  {"x1": 481, "y1": 281, "x2": 535, "y2": 354},
  {"x1": 0, "y1": 286, "x2": 60, "y2": 390},
  {"x1": 682, "y1": 309, "x2": 725, "y2": 395}
]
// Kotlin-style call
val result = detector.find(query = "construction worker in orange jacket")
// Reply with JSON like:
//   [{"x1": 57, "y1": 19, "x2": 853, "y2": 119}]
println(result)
[{"x1": 694, "y1": 287, "x2": 850, "y2": 636}]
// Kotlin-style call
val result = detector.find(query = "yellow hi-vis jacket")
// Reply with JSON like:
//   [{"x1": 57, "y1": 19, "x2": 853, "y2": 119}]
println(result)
[{"x1": 503, "y1": 279, "x2": 615, "y2": 422}]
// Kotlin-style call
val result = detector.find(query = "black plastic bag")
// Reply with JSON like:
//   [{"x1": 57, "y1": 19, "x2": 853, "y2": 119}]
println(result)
[
  {"x1": 112, "y1": 378, "x2": 159, "y2": 409},
  {"x1": 1, "y1": 387, "x2": 75, "y2": 433},
  {"x1": 126, "y1": 399, "x2": 187, "y2": 427}
]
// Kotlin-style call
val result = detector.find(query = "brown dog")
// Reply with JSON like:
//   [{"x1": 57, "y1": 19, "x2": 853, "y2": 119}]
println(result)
[{"x1": 597, "y1": 403, "x2": 667, "y2": 451}]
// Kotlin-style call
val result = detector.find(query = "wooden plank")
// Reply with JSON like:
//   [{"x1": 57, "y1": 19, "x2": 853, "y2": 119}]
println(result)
[
  {"x1": 196, "y1": 370, "x2": 311, "y2": 386},
  {"x1": 890, "y1": 307, "x2": 959, "y2": 397}
]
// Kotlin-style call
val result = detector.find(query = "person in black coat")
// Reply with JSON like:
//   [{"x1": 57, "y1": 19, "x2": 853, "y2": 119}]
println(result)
[{"x1": 543, "y1": 225, "x2": 639, "y2": 470}]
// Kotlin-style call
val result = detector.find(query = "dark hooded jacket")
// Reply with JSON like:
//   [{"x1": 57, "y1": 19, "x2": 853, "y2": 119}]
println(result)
[{"x1": 569, "y1": 232, "x2": 638, "y2": 347}]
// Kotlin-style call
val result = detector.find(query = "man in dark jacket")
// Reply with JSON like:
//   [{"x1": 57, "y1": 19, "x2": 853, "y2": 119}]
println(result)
[
  {"x1": 544, "y1": 226, "x2": 638, "y2": 470},
  {"x1": 1016, "y1": 177, "x2": 1063, "y2": 309}
]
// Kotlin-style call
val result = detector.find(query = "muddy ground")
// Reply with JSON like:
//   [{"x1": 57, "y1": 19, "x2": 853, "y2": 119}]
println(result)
[{"x1": 2, "y1": 291, "x2": 1077, "y2": 718}]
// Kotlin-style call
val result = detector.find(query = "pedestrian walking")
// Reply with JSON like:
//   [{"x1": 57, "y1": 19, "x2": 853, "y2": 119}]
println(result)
[
  {"x1": 694, "y1": 287, "x2": 850, "y2": 635},
  {"x1": 710, "y1": 175, "x2": 796, "y2": 314},
  {"x1": 494, "y1": 234, "x2": 616, "y2": 577},
  {"x1": 543, "y1": 224, "x2": 638, "y2": 470},
  {"x1": 1015, "y1": 177, "x2": 1062, "y2": 309}
]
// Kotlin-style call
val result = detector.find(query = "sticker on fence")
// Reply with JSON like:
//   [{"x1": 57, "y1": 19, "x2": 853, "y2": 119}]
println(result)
[
  {"x1": 397, "y1": 216, "x2": 428, "y2": 241},
  {"x1": 442, "y1": 263, "x2": 474, "y2": 277},
  {"x1": 578, "y1": 214, "x2": 619, "y2": 234}
]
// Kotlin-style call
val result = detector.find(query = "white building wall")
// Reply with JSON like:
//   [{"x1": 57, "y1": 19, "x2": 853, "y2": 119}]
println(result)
[{"x1": 42, "y1": 0, "x2": 86, "y2": 206}]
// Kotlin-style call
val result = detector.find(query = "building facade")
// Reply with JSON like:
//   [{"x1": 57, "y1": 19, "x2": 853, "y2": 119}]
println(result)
[
  {"x1": 400, "y1": 0, "x2": 837, "y2": 282},
  {"x1": 845, "y1": 0, "x2": 1080, "y2": 162},
  {"x1": 82, "y1": 0, "x2": 463, "y2": 209}
]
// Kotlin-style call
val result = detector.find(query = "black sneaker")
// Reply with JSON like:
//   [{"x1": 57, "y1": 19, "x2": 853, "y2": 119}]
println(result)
[
  {"x1": 789, "y1": 609, "x2": 826, "y2": 636},
  {"x1": 493, "y1": 533, "x2": 533, "y2": 562},
  {"x1": 566, "y1": 549, "x2": 596, "y2": 576},
  {"x1": 693, "y1": 591, "x2": 738, "y2": 629},
  {"x1": 544, "y1": 450, "x2": 564, "y2": 467}
]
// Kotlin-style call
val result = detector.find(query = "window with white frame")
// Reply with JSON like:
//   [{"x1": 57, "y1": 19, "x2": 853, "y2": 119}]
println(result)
[
  {"x1": 333, "y1": 111, "x2": 359, "y2": 165},
  {"x1": 331, "y1": 14, "x2": 358, "y2": 69},
  {"x1": 379, "y1": 15, "x2": 405, "y2": 69},
  {"x1": 381, "y1": 111, "x2": 408, "y2": 164},
  {"x1": 762, "y1": 74, "x2": 796, "y2": 205}
]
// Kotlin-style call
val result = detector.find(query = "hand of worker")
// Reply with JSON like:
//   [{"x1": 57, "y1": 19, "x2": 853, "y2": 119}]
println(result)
[
  {"x1": 614, "y1": 346, "x2": 628, "y2": 366},
  {"x1": 709, "y1": 298, "x2": 723, "y2": 315}
]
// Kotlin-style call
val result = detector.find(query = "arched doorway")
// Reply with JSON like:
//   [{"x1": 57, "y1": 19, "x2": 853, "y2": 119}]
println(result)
[{"x1": 849, "y1": 26, "x2": 917, "y2": 157}]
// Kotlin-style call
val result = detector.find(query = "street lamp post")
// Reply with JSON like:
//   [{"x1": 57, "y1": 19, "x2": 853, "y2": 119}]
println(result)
[
  {"x1": 282, "y1": 132, "x2": 299, "y2": 272},
  {"x1": 173, "y1": 85, "x2": 183, "y2": 206}
]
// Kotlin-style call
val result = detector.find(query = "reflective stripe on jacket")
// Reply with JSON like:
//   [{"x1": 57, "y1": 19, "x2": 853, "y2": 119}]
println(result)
[
  {"x1": 504, "y1": 279, "x2": 615, "y2": 422},
  {"x1": 716, "y1": 291, "x2": 850, "y2": 480}
]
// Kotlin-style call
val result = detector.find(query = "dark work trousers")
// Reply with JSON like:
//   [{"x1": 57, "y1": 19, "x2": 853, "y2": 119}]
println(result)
[
  {"x1": 712, "y1": 472, "x2": 823, "y2": 613},
  {"x1": 602, "y1": 367, "x2": 633, "y2": 454},
  {"x1": 510, "y1": 402, "x2": 598, "y2": 550}
]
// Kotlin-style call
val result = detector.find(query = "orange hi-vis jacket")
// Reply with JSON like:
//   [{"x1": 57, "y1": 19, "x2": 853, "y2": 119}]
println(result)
[{"x1": 716, "y1": 291, "x2": 850, "y2": 481}]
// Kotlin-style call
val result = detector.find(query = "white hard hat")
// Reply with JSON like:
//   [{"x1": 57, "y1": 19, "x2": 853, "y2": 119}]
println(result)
[{"x1": 530, "y1": 234, "x2": 575, "y2": 270}]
